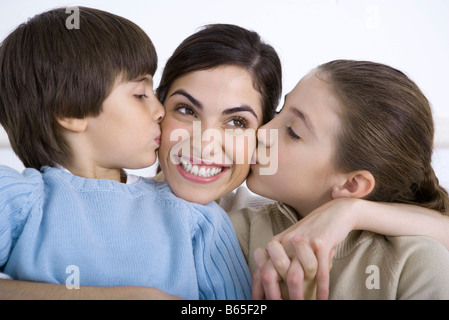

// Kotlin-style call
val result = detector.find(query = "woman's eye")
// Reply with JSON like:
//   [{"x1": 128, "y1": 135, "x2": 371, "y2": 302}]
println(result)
[
  {"x1": 175, "y1": 104, "x2": 197, "y2": 117},
  {"x1": 227, "y1": 117, "x2": 248, "y2": 128},
  {"x1": 286, "y1": 126, "x2": 301, "y2": 140}
]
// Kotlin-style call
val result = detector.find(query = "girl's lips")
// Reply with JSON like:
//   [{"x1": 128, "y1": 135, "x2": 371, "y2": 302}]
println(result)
[{"x1": 155, "y1": 135, "x2": 161, "y2": 145}]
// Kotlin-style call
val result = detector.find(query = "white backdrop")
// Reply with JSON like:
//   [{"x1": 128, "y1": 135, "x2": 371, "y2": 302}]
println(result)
[{"x1": 0, "y1": 0, "x2": 448, "y2": 188}]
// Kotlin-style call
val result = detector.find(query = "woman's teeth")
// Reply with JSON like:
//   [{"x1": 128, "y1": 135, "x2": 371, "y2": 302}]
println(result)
[{"x1": 179, "y1": 157, "x2": 224, "y2": 177}]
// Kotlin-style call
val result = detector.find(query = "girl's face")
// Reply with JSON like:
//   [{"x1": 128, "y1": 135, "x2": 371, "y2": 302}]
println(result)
[
  {"x1": 158, "y1": 66, "x2": 263, "y2": 204},
  {"x1": 247, "y1": 71, "x2": 342, "y2": 216}
]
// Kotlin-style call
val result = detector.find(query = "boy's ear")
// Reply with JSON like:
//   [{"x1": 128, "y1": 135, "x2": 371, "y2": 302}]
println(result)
[
  {"x1": 332, "y1": 170, "x2": 375, "y2": 199},
  {"x1": 57, "y1": 117, "x2": 88, "y2": 133}
]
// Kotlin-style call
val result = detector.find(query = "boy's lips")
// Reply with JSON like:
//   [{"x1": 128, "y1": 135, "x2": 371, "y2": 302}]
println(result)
[{"x1": 155, "y1": 135, "x2": 161, "y2": 145}]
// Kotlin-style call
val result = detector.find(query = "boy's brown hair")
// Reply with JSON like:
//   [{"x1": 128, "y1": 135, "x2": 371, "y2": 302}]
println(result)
[{"x1": 0, "y1": 6, "x2": 157, "y2": 169}]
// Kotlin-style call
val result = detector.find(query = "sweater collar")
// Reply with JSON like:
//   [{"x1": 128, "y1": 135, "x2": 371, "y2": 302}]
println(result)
[
  {"x1": 54, "y1": 164, "x2": 140, "y2": 185},
  {"x1": 276, "y1": 202, "x2": 302, "y2": 225}
]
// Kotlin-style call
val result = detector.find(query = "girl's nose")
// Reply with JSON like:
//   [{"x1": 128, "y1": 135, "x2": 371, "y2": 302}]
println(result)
[{"x1": 257, "y1": 123, "x2": 273, "y2": 148}]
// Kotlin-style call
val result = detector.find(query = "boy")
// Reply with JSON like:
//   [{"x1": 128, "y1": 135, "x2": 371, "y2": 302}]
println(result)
[{"x1": 0, "y1": 6, "x2": 250, "y2": 300}]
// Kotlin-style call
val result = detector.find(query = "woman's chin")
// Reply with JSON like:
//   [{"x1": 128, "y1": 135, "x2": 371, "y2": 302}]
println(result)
[{"x1": 173, "y1": 190, "x2": 217, "y2": 205}]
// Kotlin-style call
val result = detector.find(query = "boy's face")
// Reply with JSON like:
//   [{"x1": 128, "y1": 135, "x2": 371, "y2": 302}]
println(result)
[{"x1": 85, "y1": 75, "x2": 164, "y2": 172}]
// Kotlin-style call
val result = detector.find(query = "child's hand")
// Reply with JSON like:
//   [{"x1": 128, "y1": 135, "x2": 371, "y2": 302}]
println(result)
[{"x1": 271, "y1": 198, "x2": 359, "y2": 299}]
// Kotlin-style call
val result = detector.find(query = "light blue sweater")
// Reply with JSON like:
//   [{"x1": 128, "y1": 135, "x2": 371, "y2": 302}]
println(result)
[{"x1": 0, "y1": 166, "x2": 251, "y2": 300}]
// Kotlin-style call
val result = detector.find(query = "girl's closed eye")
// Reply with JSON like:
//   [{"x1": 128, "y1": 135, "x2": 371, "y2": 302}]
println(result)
[{"x1": 286, "y1": 126, "x2": 301, "y2": 140}]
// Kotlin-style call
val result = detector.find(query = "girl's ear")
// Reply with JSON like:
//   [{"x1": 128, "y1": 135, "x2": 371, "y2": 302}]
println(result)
[
  {"x1": 57, "y1": 117, "x2": 88, "y2": 132},
  {"x1": 332, "y1": 170, "x2": 375, "y2": 199}
]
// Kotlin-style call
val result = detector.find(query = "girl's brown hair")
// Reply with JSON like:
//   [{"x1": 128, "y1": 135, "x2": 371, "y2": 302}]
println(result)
[
  {"x1": 156, "y1": 23, "x2": 282, "y2": 125},
  {"x1": 0, "y1": 7, "x2": 157, "y2": 169},
  {"x1": 318, "y1": 60, "x2": 448, "y2": 213}
]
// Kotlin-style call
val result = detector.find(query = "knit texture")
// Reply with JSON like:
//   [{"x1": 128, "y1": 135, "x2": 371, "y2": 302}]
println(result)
[
  {"x1": 0, "y1": 166, "x2": 251, "y2": 300},
  {"x1": 227, "y1": 193, "x2": 449, "y2": 300}
]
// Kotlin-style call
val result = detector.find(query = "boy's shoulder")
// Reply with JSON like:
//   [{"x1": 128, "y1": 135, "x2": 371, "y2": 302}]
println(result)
[
  {"x1": 0, "y1": 165, "x2": 44, "y2": 187},
  {"x1": 0, "y1": 165, "x2": 45, "y2": 219}
]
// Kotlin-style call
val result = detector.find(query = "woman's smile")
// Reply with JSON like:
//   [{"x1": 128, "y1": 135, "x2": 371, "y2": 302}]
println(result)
[{"x1": 176, "y1": 156, "x2": 230, "y2": 184}]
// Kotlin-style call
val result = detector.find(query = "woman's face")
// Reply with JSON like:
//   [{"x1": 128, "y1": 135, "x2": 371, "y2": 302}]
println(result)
[
  {"x1": 158, "y1": 65, "x2": 263, "y2": 204},
  {"x1": 247, "y1": 70, "x2": 342, "y2": 216}
]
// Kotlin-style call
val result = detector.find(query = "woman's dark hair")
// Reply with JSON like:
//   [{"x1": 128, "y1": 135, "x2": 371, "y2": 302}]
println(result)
[
  {"x1": 318, "y1": 59, "x2": 448, "y2": 213},
  {"x1": 0, "y1": 6, "x2": 157, "y2": 169},
  {"x1": 156, "y1": 23, "x2": 282, "y2": 125}
]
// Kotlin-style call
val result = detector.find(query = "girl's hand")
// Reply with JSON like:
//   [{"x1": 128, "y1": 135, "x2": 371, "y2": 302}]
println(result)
[
  {"x1": 272, "y1": 198, "x2": 360, "y2": 299},
  {"x1": 252, "y1": 239, "x2": 318, "y2": 300}
]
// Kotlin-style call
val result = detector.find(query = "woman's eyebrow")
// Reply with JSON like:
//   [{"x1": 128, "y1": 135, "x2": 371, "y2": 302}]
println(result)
[
  {"x1": 222, "y1": 106, "x2": 258, "y2": 120},
  {"x1": 168, "y1": 89, "x2": 202, "y2": 109}
]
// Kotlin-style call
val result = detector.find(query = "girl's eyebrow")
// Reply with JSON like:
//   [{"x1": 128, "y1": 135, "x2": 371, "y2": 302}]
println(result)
[
  {"x1": 284, "y1": 93, "x2": 315, "y2": 136},
  {"x1": 290, "y1": 107, "x2": 315, "y2": 136},
  {"x1": 169, "y1": 89, "x2": 202, "y2": 109}
]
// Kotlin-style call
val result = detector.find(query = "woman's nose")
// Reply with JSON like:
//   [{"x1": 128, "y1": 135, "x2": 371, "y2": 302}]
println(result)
[{"x1": 189, "y1": 121, "x2": 225, "y2": 161}]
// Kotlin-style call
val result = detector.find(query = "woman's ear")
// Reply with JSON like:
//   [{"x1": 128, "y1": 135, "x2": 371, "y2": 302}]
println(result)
[
  {"x1": 332, "y1": 170, "x2": 375, "y2": 199},
  {"x1": 57, "y1": 117, "x2": 88, "y2": 132}
]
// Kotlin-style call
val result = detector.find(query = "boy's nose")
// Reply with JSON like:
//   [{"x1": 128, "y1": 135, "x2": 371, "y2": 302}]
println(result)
[{"x1": 154, "y1": 100, "x2": 165, "y2": 123}]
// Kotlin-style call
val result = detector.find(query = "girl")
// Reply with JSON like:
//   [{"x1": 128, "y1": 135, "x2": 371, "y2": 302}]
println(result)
[{"x1": 233, "y1": 60, "x2": 449, "y2": 299}]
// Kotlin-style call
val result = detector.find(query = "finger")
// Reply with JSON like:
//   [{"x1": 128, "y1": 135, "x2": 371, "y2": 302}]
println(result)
[
  {"x1": 292, "y1": 237, "x2": 318, "y2": 281},
  {"x1": 254, "y1": 248, "x2": 282, "y2": 300},
  {"x1": 252, "y1": 248, "x2": 269, "y2": 300},
  {"x1": 314, "y1": 249, "x2": 332, "y2": 300},
  {"x1": 251, "y1": 269, "x2": 265, "y2": 300},
  {"x1": 254, "y1": 247, "x2": 269, "y2": 270},
  {"x1": 266, "y1": 240, "x2": 291, "y2": 281},
  {"x1": 285, "y1": 258, "x2": 304, "y2": 300},
  {"x1": 260, "y1": 259, "x2": 282, "y2": 300}
]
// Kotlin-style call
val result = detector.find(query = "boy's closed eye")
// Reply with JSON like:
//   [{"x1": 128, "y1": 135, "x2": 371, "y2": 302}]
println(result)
[{"x1": 134, "y1": 94, "x2": 148, "y2": 100}]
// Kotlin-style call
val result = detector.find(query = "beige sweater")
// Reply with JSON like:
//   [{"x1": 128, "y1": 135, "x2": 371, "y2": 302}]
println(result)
[{"x1": 221, "y1": 187, "x2": 449, "y2": 299}]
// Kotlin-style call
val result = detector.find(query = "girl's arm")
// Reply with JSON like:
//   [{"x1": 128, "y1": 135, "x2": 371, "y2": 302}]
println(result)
[
  {"x1": 0, "y1": 279, "x2": 183, "y2": 300},
  {"x1": 276, "y1": 198, "x2": 449, "y2": 250},
  {"x1": 353, "y1": 200, "x2": 449, "y2": 247},
  {"x1": 266, "y1": 198, "x2": 449, "y2": 300}
]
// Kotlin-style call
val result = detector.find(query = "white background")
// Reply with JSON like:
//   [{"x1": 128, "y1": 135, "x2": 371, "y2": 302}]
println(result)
[{"x1": 0, "y1": 0, "x2": 448, "y2": 188}]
